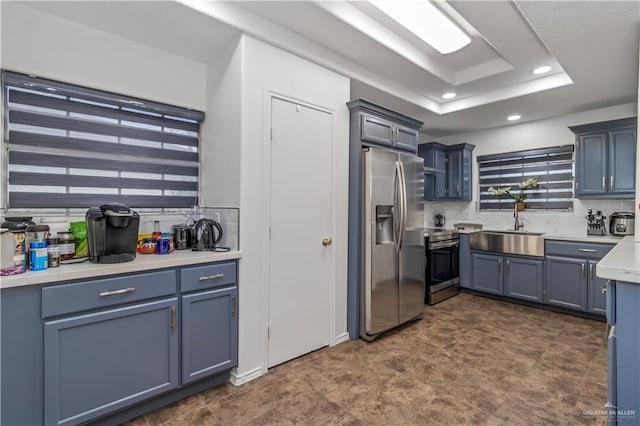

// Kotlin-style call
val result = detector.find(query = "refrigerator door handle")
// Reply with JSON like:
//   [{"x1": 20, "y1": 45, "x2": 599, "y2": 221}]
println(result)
[
  {"x1": 397, "y1": 159, "x2": 407, "y2": 251},
  {"x1": 393, "y1": 160, "x2": 402, "y2": 252}
]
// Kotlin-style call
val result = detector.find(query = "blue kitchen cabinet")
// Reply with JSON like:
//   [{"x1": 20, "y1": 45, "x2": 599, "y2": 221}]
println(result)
[
  {"x1": 357, "y1": 108, "x2": 419, "y2": 153},
  {"x1": 544, "y1": 256, "x2": 588, "y2": 311},
  {"x1": 459, "y1": 234, "x2": 471, "y2": 289},
  {"x1": 504, "y1": 256, "x2": 544, "y2": 302},
  {"x1": 420, "y1": 142, "x2": 474, "y2": 201},
  {"x1": 570, "y1": 117, "x2": 637, "y2": 198},
  {"x1": 587, "y1": 260, "x2": 607, "y2": 315},
  {"x1": 471, "y1": 252, "x2": 504, "y2": 295},
  {"x1": 607, "y1": 280, "x2": 640, "y2": 424},
  {"x1": 181, "y1": 287, "x2": 238, "y2": 385},
  {"x1": 44, "y1": 298, "x2": 179, "y2": 426},
  {"x1": 470, "y1": 251, "x2": 543, "y2": 301},
  {"x1": 545, "y1": 240, "x2": 614, "y2": 315},
  {"x1": 609, "y1": 127, "x2": 637, "y2": 194},
  {"x1": 1, "y1": 260, "x2": 240, "y2": 426}
]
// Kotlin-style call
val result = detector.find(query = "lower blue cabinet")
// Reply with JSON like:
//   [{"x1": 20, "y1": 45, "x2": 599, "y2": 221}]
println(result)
[
  {"x1": 471, "y1": 252, "x2": 544, "y2": 301},
  {"x1": 544, "y1": 256, "x2": 588, "y2": 311},
  {"x1": 587, "y1": 260, "x2": 607, "y2": 315},
  {"x1": 471, "y1": 252, "x2": 504, "y2": 295},
  {"x1": 504, "y1": 256, "x2": 544, "y2": 302},
  {"x1": 181, "y1": 287, "x2": 238, "y2": 385},
  {"x1": 44, "y1": 298, "x2": 179, "y2": 426}
]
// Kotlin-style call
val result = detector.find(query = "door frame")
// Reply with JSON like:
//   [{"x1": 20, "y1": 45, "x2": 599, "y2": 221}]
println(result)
[{"x1": 260, "y1": 90, "x2": 338, "y2": 369}]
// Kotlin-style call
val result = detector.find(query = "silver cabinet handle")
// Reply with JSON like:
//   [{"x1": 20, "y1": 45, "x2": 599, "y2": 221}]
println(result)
[
  {"x1": 602, "y1": 283, "x2": 608, "y2": 294},
  {"x1": 602, "y1": 176, "x2": 606, "y2": 190},
  {"x1": 506, "y1": 259, "x2": 510, "y2": 273},
  {"x1": 456, "y1": 184, "x2": 460, "y2": 194},
  {"x1": 576, "y1": 181, "x2": 579, "y2": 190},
  {"x1": 170, "y1": 306, "x2": 176, "y2": 334},
  {"x1": 199, "y1": 273, "x2": 224, "y2": 281},
  {"x1": 590, "y1": 263, "x2": 594, "y2": 279},
  {"x1": 581, "y1": 263, "x2": 586, "y2": 279},
  {"x1": 610, "y1": 176, "x2": 614, "y2": 188},
  {"x1": 498, "y1": 258, "x2": 502, "y2": 273},
  {"x1": 232, "y1": 296, "x2": 237, "y2": 318},
  {"x1": 99, "y1": 287, "x2": 135, "y2": 297},
  {"x1": 579, "y1": 248, "x2": 597, "y2": 253}
]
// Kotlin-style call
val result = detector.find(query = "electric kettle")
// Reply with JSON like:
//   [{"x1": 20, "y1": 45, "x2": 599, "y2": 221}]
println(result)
[{"x1": 192, "y1": 219, "x2": 223, "y2": 251}]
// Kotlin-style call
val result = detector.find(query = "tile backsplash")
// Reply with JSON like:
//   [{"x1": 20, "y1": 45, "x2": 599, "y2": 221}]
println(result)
[
  {"x1": 2, "y1": 207, "x2": 239, "y2": 250},
  {"x1": 424, "y1": 199, "x2": 635, "y2": 238}
]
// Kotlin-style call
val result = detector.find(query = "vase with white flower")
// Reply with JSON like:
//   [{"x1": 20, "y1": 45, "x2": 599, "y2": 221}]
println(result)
[{"x1": 488, "y1": 177, "x2": 539, "y2": 211}]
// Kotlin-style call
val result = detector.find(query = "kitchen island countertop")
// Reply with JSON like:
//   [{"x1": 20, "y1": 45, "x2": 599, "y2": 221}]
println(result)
[
  {"x1": 597, "y1": 236, "x2": 640, "y2": 284},
  {"x1": 0, "y1": 250, "x2": 242, "y2": 289}
]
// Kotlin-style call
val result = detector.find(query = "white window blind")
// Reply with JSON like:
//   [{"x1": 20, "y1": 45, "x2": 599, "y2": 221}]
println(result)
[
  {"x1": 2, "y1": 70, "x2": 204, "y2": 209},
  {"x1": 478, "y1": 145, "x2": 574, "y2": 211}
]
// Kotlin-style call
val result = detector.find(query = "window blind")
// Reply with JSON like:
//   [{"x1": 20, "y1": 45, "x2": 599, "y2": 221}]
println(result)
[
  {"x1": 2, "y1": 70, "x2": 204, "y2": 209},
  {"x1": 477, "y1": 145, "x2": 574, "y2": 211}
]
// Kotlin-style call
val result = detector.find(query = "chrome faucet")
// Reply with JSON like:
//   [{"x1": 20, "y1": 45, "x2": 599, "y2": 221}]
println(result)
[{"x1": 514, "y1": 204, "x2": 524, "y2": 231}]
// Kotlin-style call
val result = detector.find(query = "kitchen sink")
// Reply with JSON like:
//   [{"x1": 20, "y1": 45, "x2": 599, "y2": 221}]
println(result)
[{"x1": 469, "y1": 230, "x2": 545, "y2": 257}]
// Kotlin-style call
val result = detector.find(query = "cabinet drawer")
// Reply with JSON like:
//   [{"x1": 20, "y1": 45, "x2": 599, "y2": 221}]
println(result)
[
  {"x1": 545, "y1": 240, "x2": 614, "y2": 260},
  {"x1": 180, "y1": 262, "x2": 237, "y2": 293},
  {"x1": 42, "y1": 270, "x2": 177, "y2": 318}
]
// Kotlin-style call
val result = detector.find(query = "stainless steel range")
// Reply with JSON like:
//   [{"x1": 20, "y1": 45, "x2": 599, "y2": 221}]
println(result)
[{"x1": 425, "y1": 228, "x2": 460, "y2": 305}]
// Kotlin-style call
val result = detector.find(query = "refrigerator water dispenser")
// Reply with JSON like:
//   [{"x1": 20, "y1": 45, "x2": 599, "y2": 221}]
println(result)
[{"x1": 376, "y1": 205, "x2": 393, "y2": 244}]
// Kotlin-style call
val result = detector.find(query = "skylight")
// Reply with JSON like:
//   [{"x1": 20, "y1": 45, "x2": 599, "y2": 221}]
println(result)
[{"x1": 369, "y1": 0, "x2": 471, "y2": 54}]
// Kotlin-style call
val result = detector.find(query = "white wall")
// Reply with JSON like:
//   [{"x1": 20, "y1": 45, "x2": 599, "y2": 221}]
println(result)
[
  {"x1": 200, "y1": 40, "x2": 243, "y2": 208},
  {"x1": 235, "y1": 35, "x2": 350, "y2": 381},
  {"x1": 0, "y1": 2, "x2": 207, "y2": 110},
  {"x1": 426, "y1": 103, "x2": 638, "y2": 237}
]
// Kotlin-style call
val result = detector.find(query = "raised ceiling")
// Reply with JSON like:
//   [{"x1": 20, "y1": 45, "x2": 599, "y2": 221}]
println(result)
[{"x1": 11, "y1": 1, "x2": 640, "y2": 137}]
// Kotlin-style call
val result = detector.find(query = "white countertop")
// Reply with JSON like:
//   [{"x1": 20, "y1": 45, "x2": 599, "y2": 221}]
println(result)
[
  {"x1": 597, "y1": 236, "x2": 640, "y2": 284},
  {"x1": 0, "y1": 250, "x2": 242, "y2": 289}
]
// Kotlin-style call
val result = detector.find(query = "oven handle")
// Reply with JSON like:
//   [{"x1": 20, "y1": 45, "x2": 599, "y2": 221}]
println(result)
[{"x1": 429, "y1": 241, "x2": 459, "y2": 250}]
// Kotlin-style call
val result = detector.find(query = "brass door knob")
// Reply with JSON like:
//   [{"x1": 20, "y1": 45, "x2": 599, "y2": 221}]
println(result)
[{"x1": 322, "y1": 238, "x2": 332, "y2": 247}]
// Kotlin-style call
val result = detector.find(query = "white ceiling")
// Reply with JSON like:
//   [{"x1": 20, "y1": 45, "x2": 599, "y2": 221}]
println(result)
[{"x1": 15, "y1": 1, "x2": 640, "y2": 137}]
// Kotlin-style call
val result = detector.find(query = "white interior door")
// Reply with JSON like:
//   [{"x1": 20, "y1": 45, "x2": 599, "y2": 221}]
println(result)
[{"x1": 268, "y1": 97, "x2": 333, "y2": 368}]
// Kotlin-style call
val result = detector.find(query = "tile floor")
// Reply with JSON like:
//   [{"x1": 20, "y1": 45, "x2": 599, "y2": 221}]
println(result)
[{"x1": 125, "y1": 293, "x2": 608, "y2": 425}]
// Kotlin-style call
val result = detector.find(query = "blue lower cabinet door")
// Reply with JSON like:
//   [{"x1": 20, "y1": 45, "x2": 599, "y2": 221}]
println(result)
[
  {"x1": 44, "y1": 298, "x2": 179, "y2": 426},
  {"x1": 504, "y1": 256, "x2": 544, "y2": 302},
  {"x1": 181, "y1": 287, "x2": 238, "y2": 385},
  {"x1": 471, "y1": 253, "x2": 504, "y2": 295},
  {"x1": 544, "y1": 256, "x2": 588, "y2": 311}
]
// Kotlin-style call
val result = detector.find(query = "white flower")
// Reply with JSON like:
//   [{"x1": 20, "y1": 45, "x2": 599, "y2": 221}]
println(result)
[
  {"x1": 519, "y1": 177, "x2": 539, "y2": 189},
  {"x1": 488, "y1": 186, "x2": 511, "y2": 196}
]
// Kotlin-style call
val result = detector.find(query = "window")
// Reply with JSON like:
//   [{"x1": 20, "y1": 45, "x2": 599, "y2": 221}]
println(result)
[
  {"x1": 2, "y1": 71, "x2": 204, "y2": 209},
  {"x1": 477, "y1": 145, "x2": 574, "y2": 211}
]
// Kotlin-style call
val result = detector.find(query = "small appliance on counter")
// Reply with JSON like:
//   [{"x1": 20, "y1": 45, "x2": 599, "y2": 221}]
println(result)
[
  {"x1": 86, "y1": 203, "x2": 140, "y2": 263},
  {"x1": 192, "y1": 218, "x2": 229, "y2": 252},
  {"x1": 585, "y1": 209, "x2": 606, "y2": 236},
  {"x1": 610, "y1": 212, "x2": 635, "y2": 236},
  {"x1": 435, "y1": 214, "x2": 446, "y2": 227},
  {"x1": 453, "y1": 223, "x2": 483, "y2": 231},
  {"x1": 172, "y1": 224, "x2": 194, "y2": 250}
]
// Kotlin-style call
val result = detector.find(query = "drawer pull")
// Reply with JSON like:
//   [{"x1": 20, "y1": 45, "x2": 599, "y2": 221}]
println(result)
[
  {"x1": 578, "y1": 248, "x2": 597, "y2": 253},
  {"x1": 199, "y1": 273, "x2": 224, "y2": 281},
  {"x1": 171, "y1": 306, "x2": 176, "y2": 334},
  {"x1": 99, "y1": 287, "x2": 136, "y2": 297}
]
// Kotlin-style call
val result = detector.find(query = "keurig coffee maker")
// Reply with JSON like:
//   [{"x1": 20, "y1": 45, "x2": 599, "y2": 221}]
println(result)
[{"x1": 86, "y1": 203, "x2": 140, "y2": 263}]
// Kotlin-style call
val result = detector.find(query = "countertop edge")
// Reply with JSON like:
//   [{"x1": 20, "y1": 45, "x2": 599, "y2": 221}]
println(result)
[
  {"x1": 0, "y1": 251, "x2": 243, "y2": 289},
  {"x1": 597, "y1": 239, "x2": 640, "y2": 284}
]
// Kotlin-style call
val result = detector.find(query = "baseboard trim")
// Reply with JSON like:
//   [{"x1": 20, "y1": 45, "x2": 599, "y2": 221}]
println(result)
[
  {"x1": 230, "y1": 366, "x2": 264, "y2": 386},
  {"x1": 333, "y1": 332, "x2": 351, "y2": 346}
]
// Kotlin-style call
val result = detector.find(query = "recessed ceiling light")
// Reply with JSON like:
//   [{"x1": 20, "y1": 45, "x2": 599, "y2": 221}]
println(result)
[
  {"x1": 507, "y1": 114, "x2": 521, "y2": 121},
  {"x1": 369, "y1": 0, "x2": 471, "y2": 54},
  {"x1": 532, "y1": 66, "x2": 552, "y2": 75},
  {"x1": 442, "y1": 92, "x2": 456, "y2": 99}
]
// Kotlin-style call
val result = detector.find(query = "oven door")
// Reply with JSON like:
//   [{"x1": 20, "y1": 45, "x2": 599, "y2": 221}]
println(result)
[{"x1": 428, "y1": 240, "x2": 460, "y2": 285}]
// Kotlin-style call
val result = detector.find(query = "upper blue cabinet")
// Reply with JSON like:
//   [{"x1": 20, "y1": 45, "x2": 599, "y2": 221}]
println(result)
[
  {"x1": 570, "y1": 117, "x2": 637, "y2": 198},
  {"x1": 419, "y1": 142, "x2": 475, "y2": 201},
  {"x1": 348, "y1": 99, "x2": 422, "y2": 153}
]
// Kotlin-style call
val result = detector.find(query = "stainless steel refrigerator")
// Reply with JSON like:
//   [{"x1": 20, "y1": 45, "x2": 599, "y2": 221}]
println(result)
[{"x1": 360, "y1": 146, "x2": 425, "y2": 341}]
